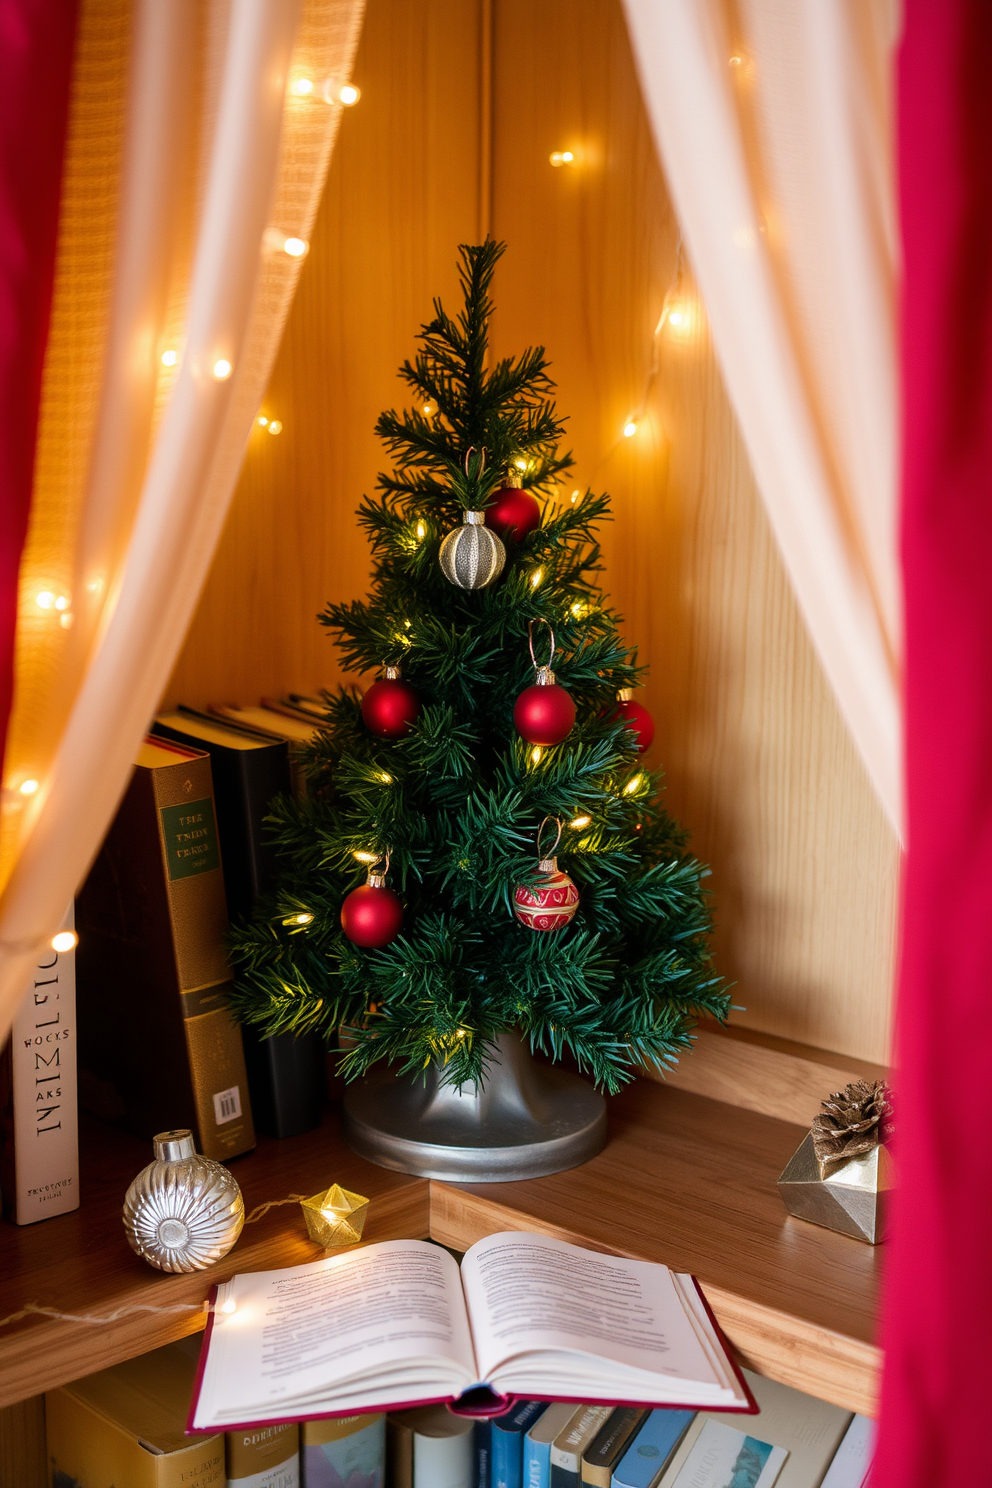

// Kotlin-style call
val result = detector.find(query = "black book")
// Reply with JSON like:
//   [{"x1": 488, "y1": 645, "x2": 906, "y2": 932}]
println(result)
[{"x1": 154, "y1": 709, "x2": 324, "y2": 1139}]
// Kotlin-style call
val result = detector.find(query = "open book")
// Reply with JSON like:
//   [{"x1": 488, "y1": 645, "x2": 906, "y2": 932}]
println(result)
[{"x1": 188, "y1": 1231, "x2": 753, "y2": 1432}]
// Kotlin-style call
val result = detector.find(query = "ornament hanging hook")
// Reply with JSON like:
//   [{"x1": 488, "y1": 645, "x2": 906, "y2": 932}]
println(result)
[
  {"x1": 368, "y1": 846, "x2": 391, "y2": 884},
  {"x1": 463, "y1": 446, "x2": 487, "y2": 478},
  {"x1": 536, "y1": 816, "x2": 563, "y2": 863},
  {"x1": 528, "y1": 617, "x2": 556, "y2": 674}
]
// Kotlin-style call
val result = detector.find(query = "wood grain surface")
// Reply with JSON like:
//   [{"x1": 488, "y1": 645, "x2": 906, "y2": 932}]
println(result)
[
  {"x1": 0, "y1": 1112, "x2": 429, "y2": 1411},
  {"x1": 0, "y1": 1080, "x2": 879, "y2": 1419},
  {"x1": 164, "y1": 0, "x2": 898, "y2": 1067}
]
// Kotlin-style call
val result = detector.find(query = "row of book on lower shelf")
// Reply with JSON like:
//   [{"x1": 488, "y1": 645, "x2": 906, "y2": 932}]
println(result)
[
  {"x1": 47, "y1": 1334, "x2": 874, "y2": 1488},
  {"x1": 0, "y1": 695, "x2": 331, "y2": 1228}
]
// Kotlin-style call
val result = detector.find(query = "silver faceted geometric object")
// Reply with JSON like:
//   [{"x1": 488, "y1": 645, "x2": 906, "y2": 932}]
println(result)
[
  {"x1": 342, "y1": 1031, "x2": 607, "y2": 1181},
  {"x1": 778, "y1": 1131, "x2": 891, "y2": 1244},
  {"x1": 123, "y1": 1128, "x2": 244, "y2": 1272}
]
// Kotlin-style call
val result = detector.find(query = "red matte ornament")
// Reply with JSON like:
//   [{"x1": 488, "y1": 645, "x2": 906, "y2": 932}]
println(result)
[
  {"x1": 514, "y1": 682, "x2": 575, "y2": 745},
  {"x1": 361, "y1": 665, "x2": 420, "y2": 739},
  {"x1": 341, "y1": 881, "x2": 403, "y2": 948},
  {"x1": 486, "y1": 484, "x2": 542, "y2": 542},
  {"x1": 515, "y1": 617, "x2": 576, "y2": 746},
  {"x1": 613, "y1": 689, "x2": 655, "y2": 752}
]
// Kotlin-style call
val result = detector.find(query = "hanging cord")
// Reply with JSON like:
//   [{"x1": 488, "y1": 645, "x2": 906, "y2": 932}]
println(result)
[{"x1": 528, "y1": 617, "x2": 556, "y2": 675}]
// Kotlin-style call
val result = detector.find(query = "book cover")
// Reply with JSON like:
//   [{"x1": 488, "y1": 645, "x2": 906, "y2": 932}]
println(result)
[
  {"x1": 302, "y1": 1412, "x2": 385, "y2": 1488},
  {"x1": 0, "y1": 906, "x2": 78, "y2": 1224},
  {"x1": 76, "y1": 737, "x2": 255, "y2": 1160},
  {"x1": 154, "y1": 711, "x2": 324, "y2": 1140},
  {"x1": 227, "y1": 1423, "x2": 299, "y2": 1488},
  {"x1": 580, "y1": 1409, "x2": 646, "y2": 1487},
  {"x1": 524, "y1": 1404, "x2": 580, "y2": 1488},
  {"x1": 820, "y1": 1415, "x2": 875, "y2": 1488},
  {"x1": 610, "y1": 1409, "x2": 694, "y2": 1488},
  {"x1": 46, "y1": 1340, "x2": 224, "y2": 1488},
  {"x1": 493, "y1": 1400, "x2": 547, "y2": 1488},
  {"x1": 656, "y1": 1370, "x2": 852, "y2": 1488}
]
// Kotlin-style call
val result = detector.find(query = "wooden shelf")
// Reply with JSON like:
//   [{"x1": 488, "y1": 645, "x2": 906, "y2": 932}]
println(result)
[{"x1": 0, "y1": 1081, "x2": 879, "y2": 1417}]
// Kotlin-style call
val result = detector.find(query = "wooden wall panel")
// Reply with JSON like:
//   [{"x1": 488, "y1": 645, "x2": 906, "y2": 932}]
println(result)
[
  {"x1": 167, "y1": 0, "x2": 898, "y2": 1065},
  {"x1": 488, "y1": 0, "x2": 899, "y2": 1063},
  {"x1": 166, "y1": 0, "x2": 484, "y2": 708}
]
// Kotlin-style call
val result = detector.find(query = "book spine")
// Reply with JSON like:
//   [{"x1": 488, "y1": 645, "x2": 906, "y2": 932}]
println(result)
[
  {"x1": 523, "y1": 1437, "x2": 550, "y2": 1488},
  {"x1": 0, "y1": 909, "x2": 78, "y2": 1224},
  {"x1": 492, "y1": 1421, "x2": 523, "y2": 1488},
  {"x1": 549, "y1": 1465, "x2": 577, "y2": 1488},
  {"x1": 413, "y1": 1430, "x2": 473, "y2": 1488},
  {"x1": 475, "y1": 1418, "x2": 493, "y2": 1488},
  {"x1": 154, "y1": 760, "x2": 255, "y2": 1160}
]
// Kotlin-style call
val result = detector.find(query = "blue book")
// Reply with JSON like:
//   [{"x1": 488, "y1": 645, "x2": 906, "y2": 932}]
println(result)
[
  {"x1": 611, "y1": 1410, "x2": 695, "y2": 1488},
  {"x1": 493, "y1": 1401, "x2": 548, "y2": 1488},
  {"x1": 475, "y1": 1417, "x2": 493, "y2": 1488},
  {"x1": 524, "y1": 1403, "x2": 582, "y2": 1488}
]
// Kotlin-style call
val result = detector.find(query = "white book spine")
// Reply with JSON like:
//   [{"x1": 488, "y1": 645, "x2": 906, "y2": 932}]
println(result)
[
  {"x1": 820, "y1": 1415, "x2": 875, "y2": 1487},
  {"x1": 2, "y1": 907, "x2": 78, "y2": 1224},
  {"x1": 413, "y1": 1429, "x2": 473, "y2": 1488}
]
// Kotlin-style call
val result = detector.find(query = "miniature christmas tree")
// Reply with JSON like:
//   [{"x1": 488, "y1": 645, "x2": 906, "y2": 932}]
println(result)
[{"x1": 230, "y1": 241, "x2": 729, "y2": 1093}]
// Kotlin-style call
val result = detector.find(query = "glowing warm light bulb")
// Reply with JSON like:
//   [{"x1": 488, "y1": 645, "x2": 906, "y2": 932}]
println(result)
[
  {"x1": 668, "y1": 310, "x2": 683, "y2": 326},
  {"x1": 19, "y1": 779, "x2": 39, "y2": 796},
  {"x1": 379, "y1": 772, "x2": 392, "y2": 784},
  {"x1": 293, "y1": 77, "x2": 314, "y2": 96},
  {"x1": 160, "y1": 349, "x2": 178, "y2": 367},
  {"x1": 570, "y1": 815, "x2": 592, "y2": 829},
  {"x1": 530, "y1": 568, "x2": 543, "y2": 589},
  {"x1": 455, "y1": 1028, "x2": 467, "y2": 1040},
  {"x1": 422, "y1": 401, "x2": 436, "y2": 417},
  {"x1": 416, "y1": 520, "x2": 426, "y2": 540},
  {"x1": 54, "y1": 595, "x2": 68, "y2": 611},
  {"x1": 51, "y1": 930, "x2": 78, "y2": 953},
  {"x1": 324, "y1": 80, "x2": 361, "y2": 105},
  {"x1": 36, "y1": 591, "x2": 55, "y2": 610},
  {"x1": 353, "y1": 850, "x2": 379, "y2": 864},
  {"x1": 213, "y1": 359, "x2": 232, "y2": 380},
  {"x1": 59, "y1": 612, "x2": 73, "y2": 629},
  {"x1": 514, "y1": 457, "x2": 528, "y2": 471},
  {"x1": 257, "y1": 415, "x2": 269, "y2": 427},
  {"x1": 623, "y1": 420, "x2": 638, "y2": 438},
  {"x1": 220, "y1": 1297, "x2": 237, "y2": 1314},
  {"x1": 623, "y1": 773, "x2": 643, "y2": 795},
  {"x1": 283, "y1": 910, "x2": 314, "y2": 926},
  {"x1": 729, "y1": 53, "x2": 742, "y2": 67},
  {"x1": 283, "y1": 236, "x2": 308, "y2": 258},
  {"x1": 267, "y1": 420, "x2": 283, "y2": 435},
  {"x1": 550, "y1": 150, "x2": 575, "y2": 167},
  {"x1": 570, "y1": 489, "x2": 580, "y2": 505},
  {"x1": 530, "y1": 746, "x2": 543, "y2": 765}
]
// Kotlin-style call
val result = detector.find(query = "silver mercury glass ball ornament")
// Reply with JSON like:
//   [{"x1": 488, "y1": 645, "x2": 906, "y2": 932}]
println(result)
[
  {"x1": 123, "y1": 1129, "x2": 244, "y2": 1273},
  {"x1": 439, "y1": 509, "x2": 506, "y2": 589}
]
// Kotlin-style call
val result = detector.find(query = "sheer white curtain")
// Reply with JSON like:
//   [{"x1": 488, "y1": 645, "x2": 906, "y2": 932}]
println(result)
[
  {"x1": 623, "y1": 0, "x2": 902, "y2": 835},
  {"x1": 0, "y1": 0, "x2": 365, "y2": 1036}
]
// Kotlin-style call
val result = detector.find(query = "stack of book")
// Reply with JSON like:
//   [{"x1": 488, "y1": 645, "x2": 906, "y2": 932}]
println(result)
[
  {"x1": 0, "y1": 694, "x2": 331, "y2": 1230},
  {"x1": 44, "y1": 1333, "x2": 874, "y2": 1488}
]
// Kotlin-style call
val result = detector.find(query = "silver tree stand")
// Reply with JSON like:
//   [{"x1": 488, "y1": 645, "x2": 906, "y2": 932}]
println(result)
[{"x1": 341, "y1": 1032, "x2": 607, "y2": 1181}]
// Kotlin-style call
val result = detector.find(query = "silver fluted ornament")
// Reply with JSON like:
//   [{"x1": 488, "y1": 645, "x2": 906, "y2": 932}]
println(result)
[
  {"x1": 439, "y1": 509, "x2": 506, "y2": 589},
  {"x1": 123, "y1": 1129, "x2": 244, "y2": 1273}
]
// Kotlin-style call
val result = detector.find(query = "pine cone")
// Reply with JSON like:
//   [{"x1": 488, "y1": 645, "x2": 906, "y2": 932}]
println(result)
[{"x1": 811, "y1": 1079, "x2": 892, "y2": 1170}]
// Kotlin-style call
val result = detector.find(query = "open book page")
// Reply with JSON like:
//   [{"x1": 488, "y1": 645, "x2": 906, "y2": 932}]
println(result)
[
  {"x1": 192, "y1": 1240, "x2": 478, "y2": 1430},
  {"x1": 460, "y1": 1231, "x2": 735, "y2": 1404}
]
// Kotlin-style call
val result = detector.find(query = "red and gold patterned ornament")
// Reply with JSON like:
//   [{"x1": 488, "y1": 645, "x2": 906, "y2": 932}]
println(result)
[
  {"x1": 341, "y1": 850, "x2": 404, "y2": 948},
  {"x1": 513, "y1": 818, "x2": 580, "y2": 932},
  {"x1": 361, "y1": 665, "x2": 420, "y2": 739},
  {"x1": 613, "y1": 687, "x2": 655, "y2": 753},
  {"x1": 514, "y1": 619, "x2": 576, "y2": 746},
  {"x1": 486, "y1": 469, "x2": 542, "y2": 542}
]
